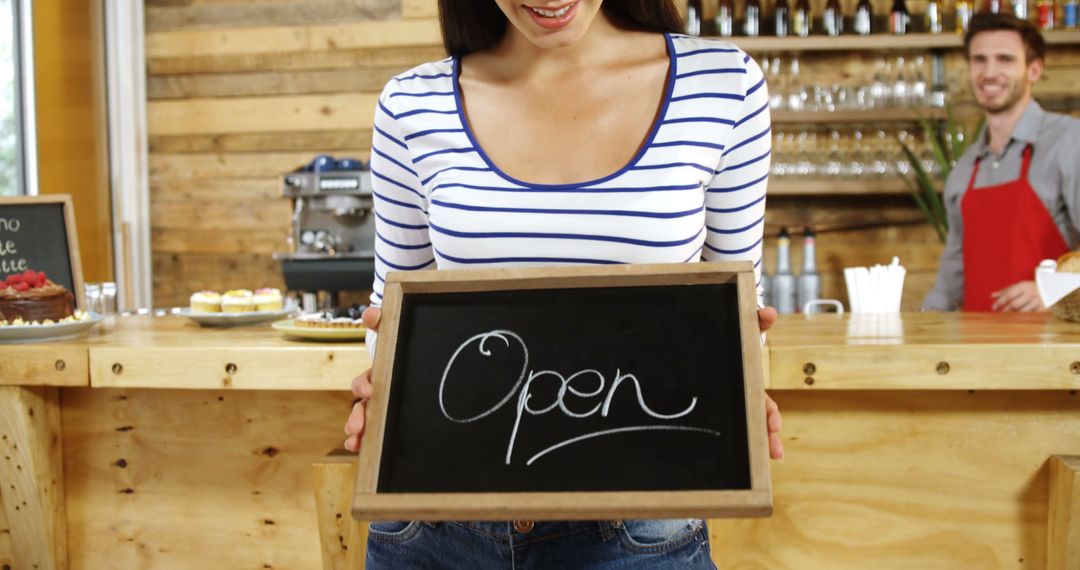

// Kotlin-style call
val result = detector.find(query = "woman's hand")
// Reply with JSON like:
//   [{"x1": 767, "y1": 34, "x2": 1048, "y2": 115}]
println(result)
[
  {"x1": 758, "y1": 306, "x2": 784, "y2": 460},
  {"x1": 344, "y1": 307, "x2": 382, "y2": 452}
]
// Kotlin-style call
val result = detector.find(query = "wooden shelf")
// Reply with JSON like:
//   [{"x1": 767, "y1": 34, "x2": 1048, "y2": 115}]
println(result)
[
  {"x1": 719, "y1": 29, "x2": 1080, "y2": 52},
  {"x1": 772, "y1": 108, "x2": 945, "y2": 123},
  {"x1": 768, "y1": 177, "x2": 911, "y2": 195}
]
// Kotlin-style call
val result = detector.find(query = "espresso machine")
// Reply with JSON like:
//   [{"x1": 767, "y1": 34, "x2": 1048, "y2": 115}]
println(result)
[{"x1": 275, "y1": 157, "x2": 375, "y2": 311}]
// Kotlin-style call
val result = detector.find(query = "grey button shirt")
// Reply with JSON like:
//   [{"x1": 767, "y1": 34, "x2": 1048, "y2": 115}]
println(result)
[{"x1": 923, "y1": 100, "x2": 1080, "y2": 311}]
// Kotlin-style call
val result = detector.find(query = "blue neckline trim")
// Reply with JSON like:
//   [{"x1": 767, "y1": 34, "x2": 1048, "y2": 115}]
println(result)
[{"x1": 451, "y1": 32, "x2": 677, "y2": 190}]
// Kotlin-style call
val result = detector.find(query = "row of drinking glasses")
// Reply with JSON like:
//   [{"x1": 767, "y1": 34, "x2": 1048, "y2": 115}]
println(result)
[
  {"x1": 770, "y1": 128, "x2": 943, "y2": 178},
  {"x1": 763, "y1": 54, "x2": 946, "y2": 112}
]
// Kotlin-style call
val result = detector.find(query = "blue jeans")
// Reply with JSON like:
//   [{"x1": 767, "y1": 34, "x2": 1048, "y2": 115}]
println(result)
[{"x1": 365, "y1": 519, "x2": 715, "y2": 569}]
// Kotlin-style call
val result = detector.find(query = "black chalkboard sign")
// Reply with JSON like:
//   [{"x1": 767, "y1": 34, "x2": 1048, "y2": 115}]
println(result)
[
  {"x1": 0, "y1": 196, "x2": 84, "y2": 309},
  {"x1": 353, "y1": 262, "x2": 771, "y2": 521}
]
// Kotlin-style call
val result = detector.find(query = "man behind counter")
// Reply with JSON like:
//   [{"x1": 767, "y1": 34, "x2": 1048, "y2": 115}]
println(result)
[{"x1": 924, "y1": 14, "x2": 1080, "y2": 312}]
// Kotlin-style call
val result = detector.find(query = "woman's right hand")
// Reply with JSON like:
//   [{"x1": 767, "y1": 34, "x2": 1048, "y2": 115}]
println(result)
[{"x1": 344, "y1": 306, "x2": 381, "y2": 452}]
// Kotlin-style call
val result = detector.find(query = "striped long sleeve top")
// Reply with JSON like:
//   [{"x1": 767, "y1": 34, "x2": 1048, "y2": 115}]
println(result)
[{"x1": 368, "y1": 33, "x2": 770, "y2": 309}]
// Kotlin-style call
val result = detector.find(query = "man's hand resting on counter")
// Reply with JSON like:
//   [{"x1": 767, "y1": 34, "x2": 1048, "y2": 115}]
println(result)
[
  {"x1": 345, "y1": 305, "x2": 786, "y2": 460},
  {"x1": 991, "y1": 280, "x2": 1045, "y2": 312}
]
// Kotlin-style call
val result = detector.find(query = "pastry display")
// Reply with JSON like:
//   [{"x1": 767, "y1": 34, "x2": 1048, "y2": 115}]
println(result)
[
  {"x1": 253, "y1": 288, "x2": 284, "y2": 312},
  {"x1": 221, "y1": 289, "x2": 255, "y2": 313},
  {"x1": 295, "y1": 304, "x2": 367, "y2": 329},
  {"x1": 0, "y1": 270, "x2": 76, "y2": 325},
  {"x1": 1059, "y1": 251, "x2": 1080, "y2": 273},
  {"x1": 1054, "y1": 252, "x2": 1080, "y2": 322},
  {"x1": 189, "y1": 291, "x2": 222, "y2": 313}
]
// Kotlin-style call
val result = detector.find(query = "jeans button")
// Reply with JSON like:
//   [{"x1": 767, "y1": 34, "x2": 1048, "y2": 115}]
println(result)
[
  {"x1": 610, "y1": 520, "x2": 623, "y2": 529},
  {"x1": 513, "y1": 520, "x2": 534, "y2": 534}
]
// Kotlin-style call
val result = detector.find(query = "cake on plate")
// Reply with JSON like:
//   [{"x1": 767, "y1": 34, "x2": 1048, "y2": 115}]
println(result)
[
  {"x1": 253, "y1": 288, "x2": 283, "y2": 312},
  {"x1": 189, "y1": 291, "x2": 222, "y2": 313},
  {"x1": 221, "y1": 289, "x2": 255, "y2": 313},
  {"x1": 0, "y1": 270, "x2": 75, "y2": 324},
  {"x1": 295, "y1": 304, "x2": 367, "y2": 329}
]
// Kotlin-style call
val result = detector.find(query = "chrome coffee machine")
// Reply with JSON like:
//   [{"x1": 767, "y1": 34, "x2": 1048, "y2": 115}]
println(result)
[{"x1": 275, "y1": 156, "x2": 375, "y2": 310}]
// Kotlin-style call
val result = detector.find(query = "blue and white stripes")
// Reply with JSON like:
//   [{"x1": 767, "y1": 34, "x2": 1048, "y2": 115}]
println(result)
[{"x1": 368, "y1": 34, "x2": 770, "y2": 308}]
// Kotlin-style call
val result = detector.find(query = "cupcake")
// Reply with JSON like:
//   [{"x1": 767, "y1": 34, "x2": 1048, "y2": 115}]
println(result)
[
  {"x1": 189, "y1": 291, "x2": 222, "y2": 313},
  {"x1": 253, "y1": 288, "x2": 283, "y2": 312},
  {"x1": 221, "y1": 289, "x2": 255, "y2": 313}
]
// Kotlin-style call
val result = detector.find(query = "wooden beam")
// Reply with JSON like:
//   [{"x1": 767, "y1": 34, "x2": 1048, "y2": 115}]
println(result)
[
  {"x1": 149, "y1": 129, "x2": 372, "y2": 154},
  {"x1": 146, "y1": 0, "x2": 399, "y2": 32},
  {"x1": 146, "y1": 20, "x2": 441, "y2": 59},
  {"x1": 1048, "y1": 455, "x2": 1080, "y2": 570},
  {"x1": 313, "y1": 450, "x2": 367, "y2": 570},
  {"x1": 0, "y1": 387, "x2": 67, "y2": 570},
  {"x1": 147, "y1": 93, "x2": 379, "y2": 136},
  {"x1": 147, "y1": 45, "x2": 446, "y2": 76}
]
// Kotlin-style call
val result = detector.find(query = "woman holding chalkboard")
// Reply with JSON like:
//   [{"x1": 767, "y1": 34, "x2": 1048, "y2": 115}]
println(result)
[{"x1": 344, "y1": 0, "x2": 783, "y2": 567}]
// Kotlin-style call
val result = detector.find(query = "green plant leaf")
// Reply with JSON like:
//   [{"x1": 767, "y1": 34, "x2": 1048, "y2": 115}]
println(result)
[
  {"x1": 900, "y1": 172, "x2": 947, "y2": 242},
  {"x1": 898, "y1": 136, "x2": 948, "y2": 235}
]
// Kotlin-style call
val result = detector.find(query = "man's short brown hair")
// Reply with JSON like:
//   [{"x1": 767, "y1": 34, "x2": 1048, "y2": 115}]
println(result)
[{"x1": 964, "y1": 13, "x2": 1046, "y2": 63}]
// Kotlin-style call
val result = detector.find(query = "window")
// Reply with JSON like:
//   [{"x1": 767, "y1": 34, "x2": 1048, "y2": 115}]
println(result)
[{"x1": 0, "y1": 0, "x2": 24, "y2": 196}]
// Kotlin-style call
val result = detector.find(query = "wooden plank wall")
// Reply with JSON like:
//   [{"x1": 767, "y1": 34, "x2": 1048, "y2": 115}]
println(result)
[
  {"x1": 146, "y1": 0, "x2": 442, "y2": 307},
  {"x1": 146, "y1": 0, "x2": 1078, "y2": 311}
]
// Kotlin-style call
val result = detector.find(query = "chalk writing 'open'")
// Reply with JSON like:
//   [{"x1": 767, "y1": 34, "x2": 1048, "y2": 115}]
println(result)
[{"x1": 438, "y1": 330, "x2": 721, "y2": 466}]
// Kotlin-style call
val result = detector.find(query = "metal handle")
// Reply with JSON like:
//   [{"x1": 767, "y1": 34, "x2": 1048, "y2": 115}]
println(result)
[{"x1": 803, "y1": 299, "x2": 845, "y2": 315}]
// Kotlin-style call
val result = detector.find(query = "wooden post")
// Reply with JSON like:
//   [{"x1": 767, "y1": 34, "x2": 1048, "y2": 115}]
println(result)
[
  {"x1": 1048, "y1": 455, "x2": 1080, "y2": 570},
  {"x1": 0, "y1": 387, "x2": 68, "y2": 570},
  {"x1": 313, "y1": 450, "x2": 368, "y2": 570}
]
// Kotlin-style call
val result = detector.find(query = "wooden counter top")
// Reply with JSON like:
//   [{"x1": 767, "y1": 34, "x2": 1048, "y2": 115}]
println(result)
[
  {"x1": 85, "y1": 316, "x2": 371, "y2": 390},
  {"x1": 2, "y1": 312, "x2": 1078, "y2": 391},
  {"x1": 768, "y1": 312, "x2": 1080, "y2": 390}
]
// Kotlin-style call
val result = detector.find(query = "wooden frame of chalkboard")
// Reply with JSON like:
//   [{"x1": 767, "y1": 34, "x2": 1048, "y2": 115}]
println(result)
[
  {"x1": 0, "y1": 195, "x2": 86, "y2": 310},
  {"x1": 353, "y1": 261, "x2": 771, "y2": 521}
]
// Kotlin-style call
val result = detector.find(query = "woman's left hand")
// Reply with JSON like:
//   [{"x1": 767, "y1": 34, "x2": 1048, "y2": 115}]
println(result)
[{"x1": 758, "y1": 306, "x2": 784, "y2": 460}]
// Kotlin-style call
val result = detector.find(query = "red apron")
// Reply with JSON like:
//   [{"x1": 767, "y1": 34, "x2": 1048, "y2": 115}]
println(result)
[{"x1": 961, "y1": 145, "x2": 1070, "y2": 311}]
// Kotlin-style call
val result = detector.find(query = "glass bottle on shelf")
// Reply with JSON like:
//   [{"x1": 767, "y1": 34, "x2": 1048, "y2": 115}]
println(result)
[
  {"x1": 985, "y1": 0, "x2": 1003, "y2": 14},
  {"x1": 745, "y1": 0, "x2": 763, "y2": 36},
  {"x1": 929, "y1": 52, "x2": 947, "y2": 107},
  {"x1": 910, "y1": 55, "x2": 928, "y2": 106},
  {"x1": 854, "y1": 0, "x2": 874, "y2": 34},
  {"x1": 890, "y1": 0, "x2": 910, "y2": 33},
  {"x1": 1012, "y1": 0, "x2": 1030, "y2": 19},
  {"x1": 775, "y1": 0, "x2": 792, "y2": 36},
  {"x1": 717, "y1": 0, "x2": 736, "y2": 36},
  {"x1": 824, "y1": 0, "x2": 844, "y2": 35},
  {"x1": 869, "y1": 57, "x2": 889, "y2": 109},
  {"x1": 768, "y1": 55, "x2": 786, "y2": 110},
  {"x1": 1065, "y1": 0, "x2": 1078, "y2": 27},
  {"x1": 787, "y1": 56, "x2": 805, "y2": 111},
  {"x1": 926, "y1": 0, "x2": 943, "y2": 32},
  {"x1": 797, "y1": 227, "x2": 821, "y2": 313},
  {"x1": 955, "y1": 0, "x2": 973, "y2": 32},
  {"x1": 794, "y1": 0, "x2": 812, "y2": 36},
  {"x1": 891, "y1": 56, "x2": 909, "y2": 107},
  {"x1": 772, "y1": 228, "x2": 796, "y2": 315},
  {"x1": 1037, "y1": 0, "x2": 1056, "y2": 28},
  {"x1": 687, "y1": 0, "x2": 703, "y2": 35}
]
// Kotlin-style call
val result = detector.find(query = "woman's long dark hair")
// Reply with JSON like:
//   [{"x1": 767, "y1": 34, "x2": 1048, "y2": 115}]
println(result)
[{"x1": 438, "y1": 1, "x2": 684, "y2": 57}]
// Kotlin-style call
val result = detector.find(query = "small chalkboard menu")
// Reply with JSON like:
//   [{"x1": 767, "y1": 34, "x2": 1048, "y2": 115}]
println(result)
[
  {"x1": 353, "y1": 262, "x2": 771, "y2": 521},
  {"x1": 0, "y1": 195, "x2": 85, "y2": 309}
]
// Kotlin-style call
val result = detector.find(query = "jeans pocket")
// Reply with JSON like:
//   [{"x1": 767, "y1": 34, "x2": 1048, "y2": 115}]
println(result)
[
  {"x1": 615, "y1": 518, "x2": 703, "y2": 554},
  {"x1": 368, "y1": 521, "x2": 423, "y2": 544}
]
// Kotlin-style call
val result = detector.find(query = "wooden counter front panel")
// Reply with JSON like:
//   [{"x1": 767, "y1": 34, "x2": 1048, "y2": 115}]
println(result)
[
  {"x1": 0, "y1": 344, "x2": 89, "y2": 387},
  {"x1": 710, "y1": 390, "x2": 1080, "y2": 569},
  {"x1": 90, "y1": 345, "x2": 369, "y2": 390},
  {"x1": 61, "y1": 388, "x2": 352, "y2": 570}
]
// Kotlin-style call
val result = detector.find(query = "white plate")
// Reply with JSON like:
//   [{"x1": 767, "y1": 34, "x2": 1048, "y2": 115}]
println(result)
[
  {"x1": 178, "y1": 308, "x2": 296, "y2": 327},
  {"x1": 272, "y1": 319, "x2": 366, "y2": 341},
  {"x1": 0, "y1": 313, "x2": 104, "y2": 343}
]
